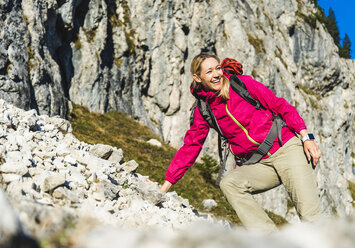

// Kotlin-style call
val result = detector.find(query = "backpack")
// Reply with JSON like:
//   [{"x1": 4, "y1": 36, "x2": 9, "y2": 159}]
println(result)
[{"x1": 190, "y1": 58, "x2": 285, "y2": 185}]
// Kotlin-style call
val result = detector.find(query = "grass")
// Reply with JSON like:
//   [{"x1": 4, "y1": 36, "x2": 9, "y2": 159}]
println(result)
[
  {"x1": 348, "y1": 180, "x2": 355, "y2": 208},
  {"x1": 247, "y1": 34, "x2": 266, "y2": 54},
  {"x1": 74, "y1": 35, "x2": 82, "y2": 50},
  {"x1": 108, "y1": 0, "x2": 136, "y2": 55},
  {"x1": 69, "y1": 104, "x2": 288, "y2": 226}
]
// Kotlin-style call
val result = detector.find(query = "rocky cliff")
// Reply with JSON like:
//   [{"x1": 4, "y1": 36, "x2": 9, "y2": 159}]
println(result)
[{"x1": 0, "y1": 0, "x2": 354, "y2": 223}]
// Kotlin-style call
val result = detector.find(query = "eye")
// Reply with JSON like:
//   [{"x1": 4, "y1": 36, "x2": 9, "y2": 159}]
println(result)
[
  {"x1": 216, "y1": 66, "x2": 222, "y2": 70},
  {"x1": 206, "y1": 70, "x2": 212, "y2": 74}
]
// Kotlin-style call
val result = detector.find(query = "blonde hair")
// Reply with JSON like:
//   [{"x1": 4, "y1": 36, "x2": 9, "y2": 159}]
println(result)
[{"x1": 190, "y1": 53, "x2": 230, "y2": 101}]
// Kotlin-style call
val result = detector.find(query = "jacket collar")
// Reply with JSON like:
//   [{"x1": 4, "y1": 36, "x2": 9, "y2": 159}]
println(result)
[{"x1": 190, "y1": 84, "x2": 223, "y2": 105}]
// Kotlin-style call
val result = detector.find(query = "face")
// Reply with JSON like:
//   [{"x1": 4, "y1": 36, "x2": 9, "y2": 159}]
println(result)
[{"x1": 193, "y1": 57, "x2": 224, "y2": 92}]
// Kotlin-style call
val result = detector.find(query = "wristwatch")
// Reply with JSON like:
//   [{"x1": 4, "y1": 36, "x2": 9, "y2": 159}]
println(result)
[{"x1": 302, "y1": 133, "x2": 315, "y2": 142}]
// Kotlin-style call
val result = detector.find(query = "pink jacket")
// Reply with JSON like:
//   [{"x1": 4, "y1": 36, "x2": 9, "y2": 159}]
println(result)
[{"x1": 165, "y1": 75, "x2": 307, "y2": 184}]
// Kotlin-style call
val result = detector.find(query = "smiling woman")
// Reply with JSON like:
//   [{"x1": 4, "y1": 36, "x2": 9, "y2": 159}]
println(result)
[
  {"x1": 157, "y1": 53, "x2": 323, "y2": 233},
  {"x1": 192, "y1": 57, "x2": 224, "y2": 92},
  {"x1": 190, "y1": 54, "x2": 230, "y2": 101}
]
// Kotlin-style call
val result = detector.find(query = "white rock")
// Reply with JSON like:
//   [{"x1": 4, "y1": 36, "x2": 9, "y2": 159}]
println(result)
[
  {"x1": 89, "y1": 144, "x2": 113, "y2": 160},
  {"x1": 1, "y1": 173, "x2": 22, "y2": 183},
  {"x1": 0, "y1": 190, "x2": 23, "y2": 246},
  {"x1": 122, "y1": 160, "x2": 139, "y2": 173},
  {"x1": 147, "y1": 139, "x2": 162, "y2": 147},
  {"x1": 42, "y1": 173, "x2": 66, "y2": 192},
  {"x1": 0, "y1": 162, "x2": 28, "y2": 175},
  {"x1": 107, "y1": 148, "x2": 124, "y2": 164},
  {"x1": 3, "y1": 151, "x2": 23, "y2": 163},
  {"x1": 202, "y1": 199, "x2": 218, "y2": 211},
  {"x1": 64, "y1": 155, "x2": 77, "y2": 165}
]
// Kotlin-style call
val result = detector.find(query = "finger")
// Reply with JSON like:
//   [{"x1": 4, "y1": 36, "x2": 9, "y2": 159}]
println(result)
[
  {"x1": 304, "y1": 147, "x2": 311, "y2": 162},
  {"x1": 314, "y1": 149, "x2": 321, "y2": 165}
]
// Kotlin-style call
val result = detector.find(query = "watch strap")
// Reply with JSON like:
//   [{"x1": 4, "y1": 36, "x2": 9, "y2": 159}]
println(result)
[{"x1": 302, "y1": 133, "x2": 315, "y2": 142}]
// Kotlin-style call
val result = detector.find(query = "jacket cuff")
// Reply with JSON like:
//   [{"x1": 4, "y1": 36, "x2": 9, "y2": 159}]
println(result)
[
  {"x1": 296, "y1": 126, "x2": 307, "y2": 134},
  {"x1": 165, "y1": 176, "x2": 177, "y2": 185}
]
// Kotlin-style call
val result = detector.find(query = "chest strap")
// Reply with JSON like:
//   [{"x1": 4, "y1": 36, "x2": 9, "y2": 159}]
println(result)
[{"x1": 238, "y1": 114, "x2": 285, "y2": 165}]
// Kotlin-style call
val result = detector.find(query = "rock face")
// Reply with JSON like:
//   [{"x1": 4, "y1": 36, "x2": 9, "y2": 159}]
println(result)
[{"x1": 0, "y1": 0, "x2": 354, "y2": 224}]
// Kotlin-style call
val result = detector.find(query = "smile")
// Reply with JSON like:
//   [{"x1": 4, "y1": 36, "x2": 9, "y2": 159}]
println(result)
[{"x1": 211, "y1": 79, "x2": 221, "y2": 84}]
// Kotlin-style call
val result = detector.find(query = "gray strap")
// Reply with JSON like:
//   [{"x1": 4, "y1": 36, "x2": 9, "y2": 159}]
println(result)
[
  {"x1": 216, "y1": 136, "x2": 229, "y2": 186},
  {"x1": 243, "y1": 115, "x2": 285, "y2": 165},
  {"x1": 189, "y1": 100, "x2": 199, "y2": 126}
]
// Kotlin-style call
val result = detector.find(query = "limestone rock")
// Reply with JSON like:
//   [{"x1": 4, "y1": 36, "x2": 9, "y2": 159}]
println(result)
[
  {"x1": 89, "y1": 144, "x2": 113, "y2": 160},
  {"x1": 0, "y1": 162, "x2": 28, "y2": 176},
  {"x1": 107, "y1": 148, "x2": 124, "y2": 164},
  {"x1": 147, "y1": 139, "x2": 162, "y2": 147},
  {"x1": 203, "y1": 199, "x2": 218, "y2": 211},
  {"x1": 0, "y1": 189, "x2": 22, "y2": 245},
  {"x1": 122, "y1": 160, "x2": 139, "y2": 173},
  {"x1": 42, "y1": 174, "x2": 66, "y2": 193}
]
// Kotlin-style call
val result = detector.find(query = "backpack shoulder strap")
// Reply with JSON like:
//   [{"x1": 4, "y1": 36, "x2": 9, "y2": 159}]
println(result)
[
  {"x1": 197, "y1": 99, "x2": 225, "y2": 138},
  {"x1": 229, "y1": 75, "x2": 266, "y2": 110},
  {"x1": 189, "y1": 100, "x2": 199, "y2": 126}
]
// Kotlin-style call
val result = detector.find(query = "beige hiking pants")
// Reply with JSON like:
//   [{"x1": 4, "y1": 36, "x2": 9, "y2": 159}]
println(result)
[{"x1": 220, "y1": 136, "x2": 322, "y2": 232}]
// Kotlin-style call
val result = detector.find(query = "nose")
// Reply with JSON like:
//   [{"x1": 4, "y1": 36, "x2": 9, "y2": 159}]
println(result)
[{"x1": 212, "y1": 69, "x2": 219, "y2": 77}]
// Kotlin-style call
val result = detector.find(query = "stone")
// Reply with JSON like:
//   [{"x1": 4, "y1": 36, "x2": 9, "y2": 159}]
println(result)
[
  {"x1": 53, "y1": 187, "x2": 81, "y2": 203},
  {"x1": 122, "y1": 160, "x2": 139, "y2": 173},
  {"x1": 1, "y1": 173, "x2": 22, "y2": 183},
  {"x1": 0, "y1": 161, "x2": 28, "y2": 176},
  {"x1": 0, "y1": 189, "x2": 22, "y2": 246},
  {"x1": 107, "y1": 148, "x2": 124, "y2": 164},
  {"x1": 4, "y1": 150, "x2": 23, "y2": 163},
  {"x1": 42, "y1": 173, "x2": 66, "y2": 192},
  {"x1": 147, "y1": 139, "x2": 162, "y2": 147},
  {"x1": 89, "y1": 144, "x2": 113, "y2": 160},
  {"x1": 202, "y1": 199, "x2": 218, "y2": 211},
  {"x1": 64, "y1": 155, "x2": 77, "y2": 165},
  {"x1": 135, "y1": 178, "x2": 163, "y2": 205}
]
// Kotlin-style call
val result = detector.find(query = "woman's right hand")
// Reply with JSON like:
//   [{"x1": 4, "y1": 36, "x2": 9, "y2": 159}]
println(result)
[{"x1": 159, "y1": 180, "x2": 172, "y2": 193}]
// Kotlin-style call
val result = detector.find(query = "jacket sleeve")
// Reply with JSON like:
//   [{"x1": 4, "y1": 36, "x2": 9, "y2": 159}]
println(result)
[
  {"x1": 165, "y1": 106, "x2": 210, "y2": 184},
  {"x1": 240, "y1": 75, "x2": 307, "y2": 133}
]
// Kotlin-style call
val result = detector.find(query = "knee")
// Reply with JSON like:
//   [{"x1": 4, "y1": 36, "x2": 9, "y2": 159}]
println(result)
[{"x1": 220, "y1": 173, "x2": 249, "y2": 195}]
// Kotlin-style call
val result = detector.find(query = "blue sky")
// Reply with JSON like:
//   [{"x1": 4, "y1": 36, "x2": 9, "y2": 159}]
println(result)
[{"x1": 318, "y1": 0, "x2": 354, "y2": 58}]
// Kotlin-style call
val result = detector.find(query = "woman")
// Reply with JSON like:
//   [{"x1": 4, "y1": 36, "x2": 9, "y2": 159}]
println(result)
[{"x1": 159, "y1": 53, "x2": 322, "y2": 232}]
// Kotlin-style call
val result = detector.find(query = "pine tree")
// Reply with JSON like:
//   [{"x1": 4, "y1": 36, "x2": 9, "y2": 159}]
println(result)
[
  {"x1": 326, "y1": 8, "x2": 341, "y2": 46},
  {"x1": 339, "y1": 34, "x2": 352, "y2": 59}
]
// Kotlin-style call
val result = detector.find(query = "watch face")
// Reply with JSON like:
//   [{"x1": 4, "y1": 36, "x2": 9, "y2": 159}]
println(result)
[{"x1": 308, "y1": 134, "x2": 315, "y2": 140}]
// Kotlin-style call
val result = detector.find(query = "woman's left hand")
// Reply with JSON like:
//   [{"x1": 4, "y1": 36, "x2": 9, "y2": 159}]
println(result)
[{"x1": 303, "y1": 140, "x2": 321, "y2": 166}]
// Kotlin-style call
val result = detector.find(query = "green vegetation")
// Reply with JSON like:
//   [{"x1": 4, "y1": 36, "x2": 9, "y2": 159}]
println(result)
[
  {"x1": 6, "y1": 61, "x2": 13, "y2": 74},
  {"x1": 26, "y1": 46, "x2": 35, "y2": 72},
  {"x1": 298, "y1": 1, "x2": 352, "y2": 58},
  {"x1": 286, "y1": 199, "x2": 295, "y2": 213},
  {"x1": 108, "y1": 0, "x2": 136, "y2": 55},
  {"x1": 331, "y1": 206, "x2": 338, "y2": 215},
  {"x1": 275, "y1": 49, "x2": 288, "y2": 69},
  {"x1": 83, "y1": 27, "x2": 97, "y2": 43},
  {"x1": 265, "y1": 210, "x2": 288, "y2": 226},
  {"x1": 247, "y1": 34, "x2": 266, "y2": 54},
  {"x1": 74, "y1": 35, "x2": 82, "y2": 50},
  {"x1": 0, "y1": 153, "x2": 4, "y2": 164},
  {"x1": 113, "y1": 55, "x2": 123, "y2": 67},
  {"x1": 348, "y1": 180, "x2": 355, "y2": 208},
  {"x1": 296, "y1": 84, "x2": 321, "y2": 110},
  {"x1": 69, "y1": 104, "x2": 288, "y2": 226}
]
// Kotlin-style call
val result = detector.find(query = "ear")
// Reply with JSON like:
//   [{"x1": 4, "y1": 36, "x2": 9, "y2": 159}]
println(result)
[{"x1": 192, "y1": 74, "x2": 202, "y2": 83}]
